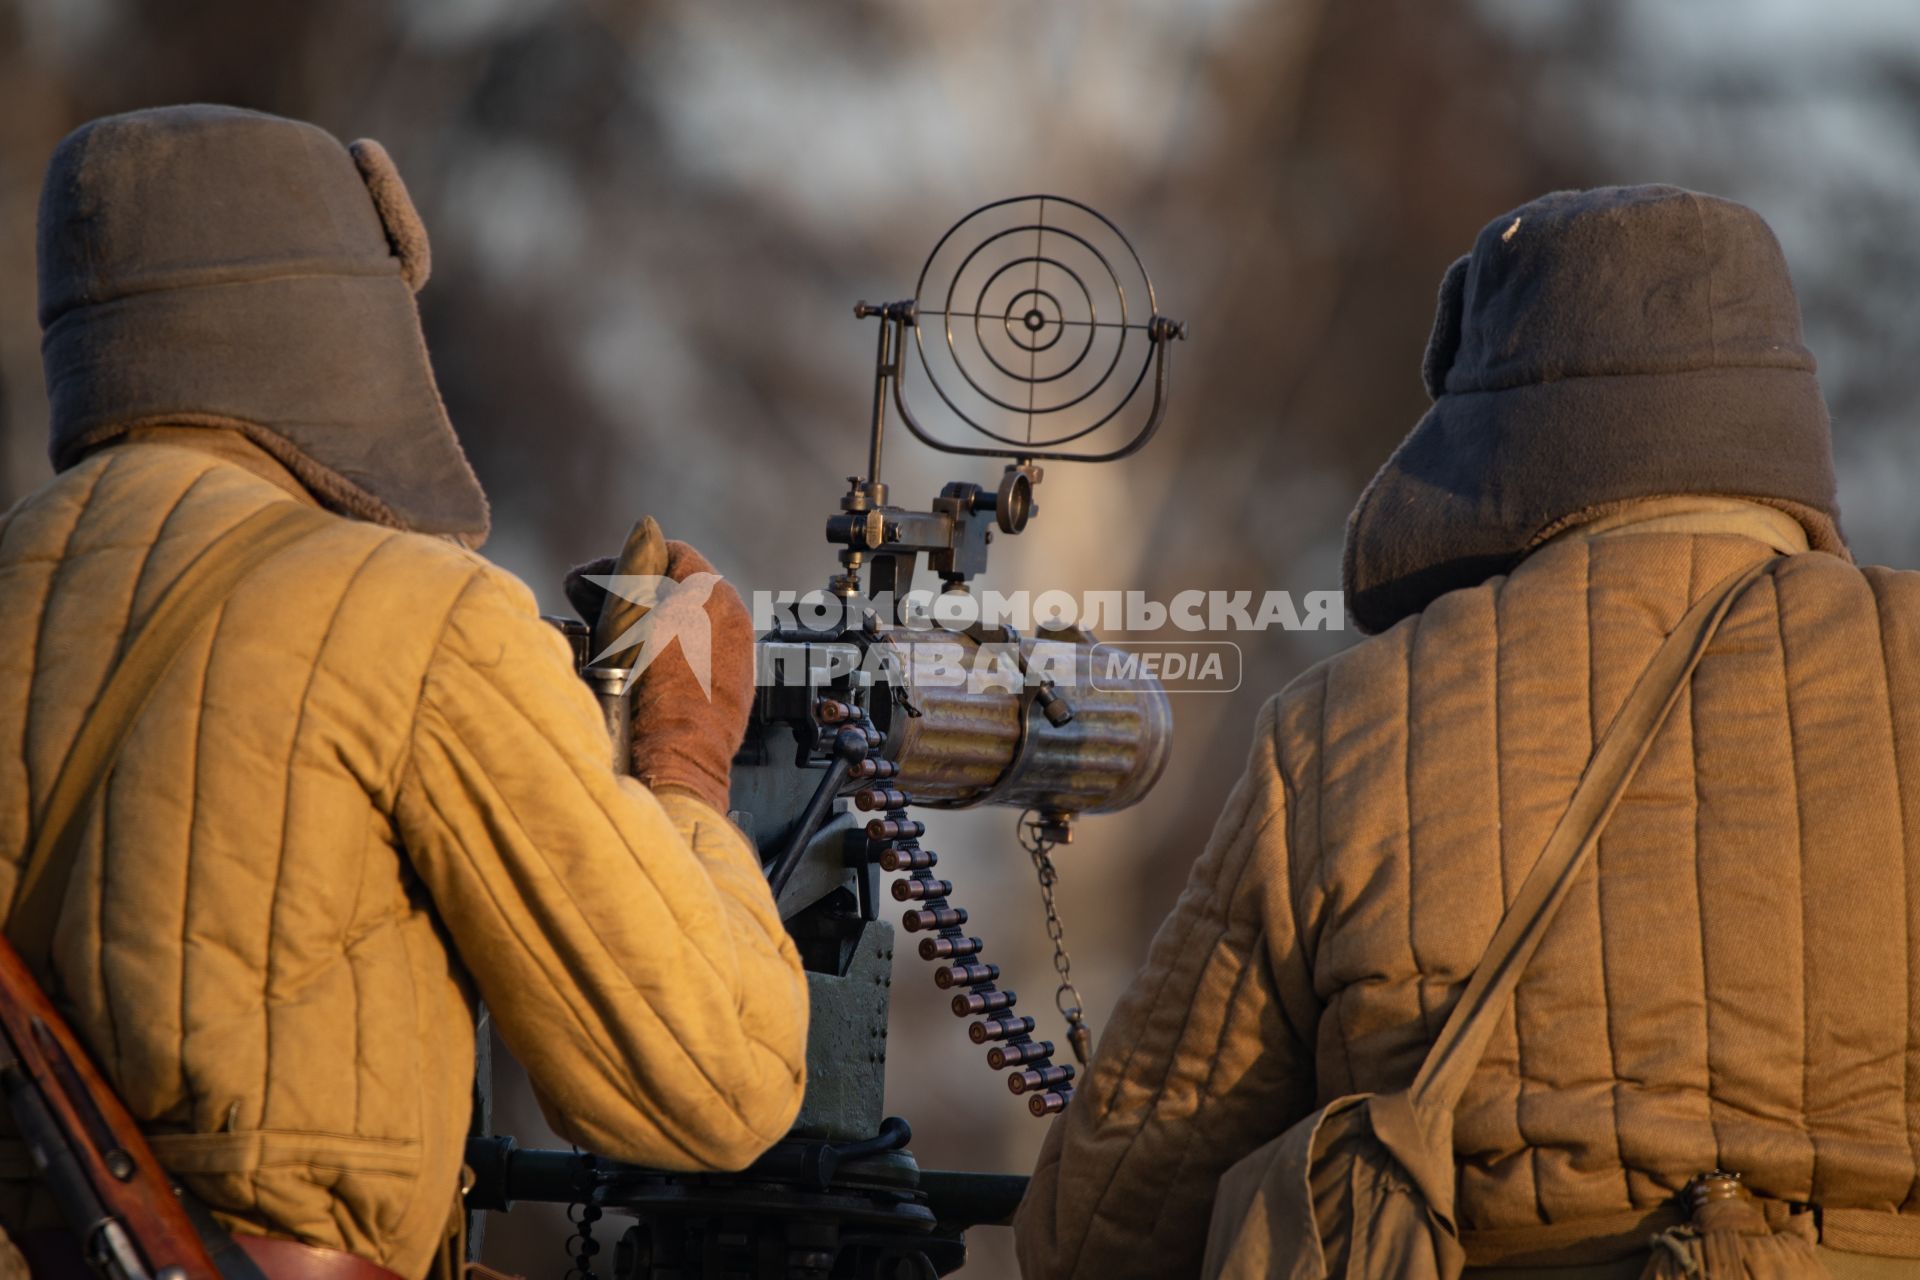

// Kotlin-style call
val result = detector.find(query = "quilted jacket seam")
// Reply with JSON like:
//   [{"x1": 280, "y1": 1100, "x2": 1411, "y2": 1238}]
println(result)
[
  {"x1": 1587, "y1": 540, "x2": 1632, "y2": 1205},
  {"x1": 345, "y1": 818, "x2": 377, "y2": 1138},
  {"x1": 1069, "y1": 703, "x2": 1291, "y2": 1263},
  {"x1": 109, "y1": 461, "x2": 224, "y2": 1094},
  {"x1": 36, "y1": 457, "x2": 124, "y2": 1076},
  {"x1": 1685, "y1": 538, "x2": 1726, "y2": 1173},
  {"x1": 260, "y1": 533, "x2": 394, "y2": 1131},
  {"x1": 123, "y1": 461, "x2": 226, "y2": 647},
  {"x1": 657, "y1": 810, "x2": 804, "y2": 1040},
  {"x1": 1092, "y1": 700, "x2": 1285, "y2": 1129},
  {"x1": 397, "y1": 752, "x2": 710, "y2": 1166},
  {"x1": 1406, "y1": 615, "x2": 1433, "y2": 1044},
  {"x1": 405, "y1": 676, "x2": 800, "y2": 1147},
  {"x1": 1137, "y1": 926, "x2": 1266, "y2": 1249},
  {"x1": 392, "y1": 558, "x2": 490, "y2": 805},
  {"x1": 175, "y1": 592, "x2": 218, "y2": 1129},
  {"x1": 1870, "y1": 576, "x2": 1920, "y2": 1208},
  {"x1": 1308, "y1": 661, "x2": 1363, "y2": 1096},
  {"x1": 21, "y1": 457, "x2": 118, "y2": 844},
  {"x1": 416, "y1": 662, "x2": 760, "y2": 1013},
  {"x1": 96, "y1": 462, "x2": 226, "y2": 1082},
  {"x1": 1503, "y1": 551, "x2": 1549, "y2": 1221},
  {"x1": 1279, "y1": 670, "x2": 1319, "y2": 974},
  {"x1": 1769, "y1": 572, "x2": 1820, "y2": 1196},
  {"x1": 1072, "y1": 802, "x2": 1287, "y2": 1263}
]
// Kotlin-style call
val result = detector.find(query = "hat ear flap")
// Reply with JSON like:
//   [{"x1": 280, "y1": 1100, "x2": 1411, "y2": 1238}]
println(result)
[
  {"x1": 348, "y1": 138, "x2": 430, "y2": 292},
  {"x1": 1421, "y1": 254, "x2": 1470, "y2": 400}
]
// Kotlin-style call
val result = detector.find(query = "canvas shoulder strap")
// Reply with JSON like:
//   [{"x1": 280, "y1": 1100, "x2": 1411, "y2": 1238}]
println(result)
[
  {"x1": 5, "y1": 501, "x2": 333, "y2": 976},
  {"x1": 1406, "y1": 555, "x2": 1784, "y2": 1125}
]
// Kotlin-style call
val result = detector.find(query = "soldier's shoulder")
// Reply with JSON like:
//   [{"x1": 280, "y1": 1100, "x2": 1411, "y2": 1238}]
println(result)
[
  {"x1": 320, "y1": 520, "x2": 544, "y2": 618},
  {"x1": 323, "y1": 516, "x2": 484, "y2": 570},
  {"x1": 1745, "y1": 545, "x2": 1920, "y2": 608},
  {"x1": 1273, "y1": 600, "x2": 1429, "y2": 702},
  {"x1": 1262, "y1": 627, "x2": 1392, "y2": 756},
  {"x1": 1837, "y1": 553, "x2": 1920, "y2": 613},
  {"x1": 1259, "y1": 581, "x2": 1496, "y2": 768}
]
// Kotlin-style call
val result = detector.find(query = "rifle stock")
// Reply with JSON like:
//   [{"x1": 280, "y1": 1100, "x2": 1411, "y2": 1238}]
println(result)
[{"x1": 0, "y1": 932, "x2": 218, "y2": 1280}]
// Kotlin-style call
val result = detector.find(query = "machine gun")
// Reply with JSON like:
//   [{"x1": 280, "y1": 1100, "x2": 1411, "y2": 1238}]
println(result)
[{"x1": 468, "y1": 196, "x2": 1187, "y2": 1280}]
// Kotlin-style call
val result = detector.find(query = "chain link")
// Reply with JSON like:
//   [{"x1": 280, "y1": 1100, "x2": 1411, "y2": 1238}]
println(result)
[
  {"x1": 1020, "y1": 811, "x2": 1093, "y2": 1065},
  {"x1": 564, "y1": 1149, "x2": 602, "y2": 1280}
]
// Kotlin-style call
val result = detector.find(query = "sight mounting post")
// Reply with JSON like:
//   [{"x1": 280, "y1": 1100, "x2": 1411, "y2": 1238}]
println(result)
[{"x1": 834, "y1": 194, "x2": 1187, "y2": 617}]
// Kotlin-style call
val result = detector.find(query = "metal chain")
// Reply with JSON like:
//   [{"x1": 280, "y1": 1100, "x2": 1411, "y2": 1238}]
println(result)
[
  {"x1": 564, "y1": 1149, "x2": 602, "y2": 1280},
  {"x1": 1020, "y1": 812, "x2": 1093, "y2": 1065}
]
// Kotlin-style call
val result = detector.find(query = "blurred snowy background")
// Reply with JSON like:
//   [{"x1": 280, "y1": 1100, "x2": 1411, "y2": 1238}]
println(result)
[{"x1": 3, "y1": 1, "x2": 1918, "y2": 1275}]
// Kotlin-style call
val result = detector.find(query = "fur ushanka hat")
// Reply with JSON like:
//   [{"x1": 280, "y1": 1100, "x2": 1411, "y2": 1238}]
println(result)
[
  {"x1": 1342, "y1": 184, "x2": 1845, "y2": 635},
  {"x1": 37, "y1": 104, "x2": 490, "y2": 545}
]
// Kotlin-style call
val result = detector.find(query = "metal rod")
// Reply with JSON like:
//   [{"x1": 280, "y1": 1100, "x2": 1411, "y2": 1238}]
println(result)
[
  {"x1": 919, "y1": 310, "x2": 1151, "y2": 331},
  {"x1": 466, "y1": 1123, "x2": 932, "y2": 1211},
  {"x1": 766, "y1": 753, "x2": 854, "y2": 900},
  {"x1": 866, "y1": 316, "x2": 894, "y2": 486}
]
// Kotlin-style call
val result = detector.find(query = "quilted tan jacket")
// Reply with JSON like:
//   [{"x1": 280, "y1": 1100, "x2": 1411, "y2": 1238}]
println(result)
[
  {"x1": 1017, "y1": 498, "x2": 1920, "y2": 1277},
  {"x1": 0, "y1": 436, "x2": 807, "y2": 1278}
]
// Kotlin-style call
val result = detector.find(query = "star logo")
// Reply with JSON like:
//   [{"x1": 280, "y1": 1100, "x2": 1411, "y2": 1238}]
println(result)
[{"x1": 584, "y1": 572, "x2": 725, "y2": 699}]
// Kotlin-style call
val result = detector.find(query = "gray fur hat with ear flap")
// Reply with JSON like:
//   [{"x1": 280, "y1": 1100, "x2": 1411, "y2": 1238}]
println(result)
[
  {"x1": 37, "y1": 104, "x2": 490, "y2": 545},
  {"x1": 1342, "y1": 183, "x2": 1845, "y2": 635}
]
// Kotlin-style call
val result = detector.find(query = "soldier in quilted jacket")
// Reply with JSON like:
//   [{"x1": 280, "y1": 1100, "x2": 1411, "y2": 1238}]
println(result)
[
  {"x1": 0, "y1": 106, "x2": 806, "y2": 1278},
  {"x1": 1016, "y1": 186, "x2": 1920, "y2": 1277}
]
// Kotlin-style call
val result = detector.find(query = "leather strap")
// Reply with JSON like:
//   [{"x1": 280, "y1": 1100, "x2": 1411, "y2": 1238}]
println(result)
[
  {"x1": 5, "y1": 501, "x2": 332, "y2": 979},
  {"x1": 234, "y1": 1235, "x2": 408, "y2": 1280},
  {"x1": 1408, "y1": 556, "x2": 1783, "y2": 1123},
  {"x1": 16, "y1": 1229, "x2": 407, "y2": 1280},
  {"x1": 180, "y1": 1182, "x2": 275, "y2": 1280}
]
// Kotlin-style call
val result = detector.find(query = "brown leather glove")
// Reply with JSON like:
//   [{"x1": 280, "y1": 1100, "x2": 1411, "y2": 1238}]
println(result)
[{"x1": 621, "y1": 539, "x2": 754, "y2": 813}]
